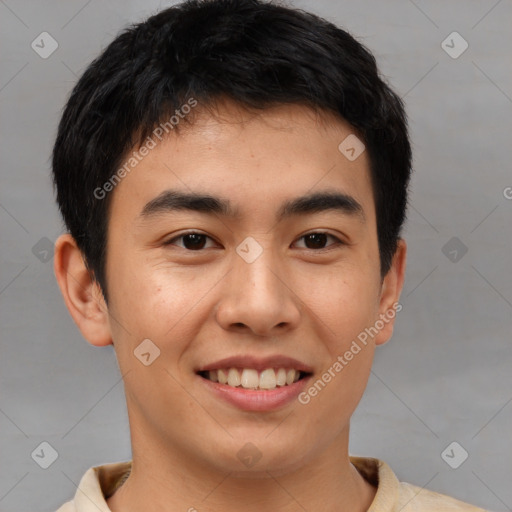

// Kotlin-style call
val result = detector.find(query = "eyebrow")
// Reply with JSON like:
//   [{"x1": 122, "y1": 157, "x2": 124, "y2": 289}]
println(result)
[{"x1": 139, "y1": 189, "x2": 365, "y2": 223}]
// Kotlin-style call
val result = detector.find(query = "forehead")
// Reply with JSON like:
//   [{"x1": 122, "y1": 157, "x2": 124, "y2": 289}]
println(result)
[{"x1": 108, "y1": 101, "x2": 375, "y2": 225}]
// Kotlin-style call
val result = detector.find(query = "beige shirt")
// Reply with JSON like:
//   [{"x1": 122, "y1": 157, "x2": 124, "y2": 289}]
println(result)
[{"x1": 56, "y1": 456, "x2": 487, "y2": 511}]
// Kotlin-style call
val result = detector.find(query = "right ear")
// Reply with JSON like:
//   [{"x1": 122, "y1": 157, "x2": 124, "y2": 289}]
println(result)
[{"x1": 54, "y1": 234, "x2": 112, "y2": 347}]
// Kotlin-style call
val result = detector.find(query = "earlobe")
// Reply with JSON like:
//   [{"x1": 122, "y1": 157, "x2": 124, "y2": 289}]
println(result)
[
  {"x1": 374, "y1": 239, "x2": 407, "y2": 346},
  {"x1": 54, "y1": 234, "x2": 113, "y2": 347}
]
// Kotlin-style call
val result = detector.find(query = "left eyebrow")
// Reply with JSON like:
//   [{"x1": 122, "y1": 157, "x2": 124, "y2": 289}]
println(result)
[
  {"x1": 139, "y1": 189, "x2": 365, "y2": 223},
  {"x1": 279, "y1": 190, "x2": 365, "y2": 223}
]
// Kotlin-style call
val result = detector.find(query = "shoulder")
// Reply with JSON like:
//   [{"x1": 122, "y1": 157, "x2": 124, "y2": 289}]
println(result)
[
  {"x1": 53, "y1": 461, "x2": 132, "y2": 512},
  {"x1": 397, "y1": 481, "x2": 488, "y2": 511},
  {"x1": 350, "y1": 456, "x2": 488, "y2": 512}
]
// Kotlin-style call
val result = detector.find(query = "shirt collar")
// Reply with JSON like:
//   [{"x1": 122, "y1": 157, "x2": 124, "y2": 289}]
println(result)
[{"x1": 72, "y1": 456, "x2": 398, "y2": 511}]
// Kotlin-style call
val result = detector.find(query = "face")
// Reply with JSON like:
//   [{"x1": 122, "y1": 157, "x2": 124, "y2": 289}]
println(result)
[{"x1": 99, "y1": 101, "x2": 403, "y2": 475}]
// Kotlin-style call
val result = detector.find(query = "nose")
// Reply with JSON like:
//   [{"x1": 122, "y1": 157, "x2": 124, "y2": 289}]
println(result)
[{"x1": 214, "y1": 240, "x2": 302, "y2": 337}]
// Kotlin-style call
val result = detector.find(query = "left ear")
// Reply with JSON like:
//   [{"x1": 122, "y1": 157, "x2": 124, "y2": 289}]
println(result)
[{"x1": 374, "y1": 238, "x2": 407, "y2": 346}]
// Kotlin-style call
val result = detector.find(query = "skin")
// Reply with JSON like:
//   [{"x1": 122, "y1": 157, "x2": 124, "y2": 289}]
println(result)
[{"x1": 54, "y1": 99, "x2": 406, "y2": 512}]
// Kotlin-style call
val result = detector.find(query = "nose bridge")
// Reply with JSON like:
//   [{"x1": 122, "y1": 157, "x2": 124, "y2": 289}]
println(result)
[
  {"x1": 234, "y1": 235, "x2": 283, "y2": 300},
  {"x1": 216, "y1": 235, "x2": 301, "y2": 335}
]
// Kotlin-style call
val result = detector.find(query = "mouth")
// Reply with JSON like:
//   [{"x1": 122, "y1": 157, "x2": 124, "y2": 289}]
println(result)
[
  {"x1": 195, "y1": 355, "x2": 313, "y2": 411},
  {"x1": 197, "y1": 367, "x2": 312, "y2": 391}
]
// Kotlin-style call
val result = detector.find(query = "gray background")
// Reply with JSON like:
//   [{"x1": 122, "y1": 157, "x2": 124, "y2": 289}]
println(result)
[{"x1": 0, "y1": 0, "x2": 511, "y2": 511}]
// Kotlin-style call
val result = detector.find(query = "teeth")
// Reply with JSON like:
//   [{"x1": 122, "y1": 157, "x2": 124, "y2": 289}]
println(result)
[
  {"x1": 227, "y1": 368, "x2": 241, "y2": 387},
  {"x1": 259, "y1": 368, "x2": 277, "y2": 389},
  {"x1": 241, "y1": 369, "x2": 259, "y2": 389},
  {"x1": 218, "y1": 369, "x2": 228, "y2": 384},
  {"x1": 276, "y1": 368, "x2": 287, "y2": 386},
  {"x1": 203, "y1": 368, "x2": 304, "y2": 390}
]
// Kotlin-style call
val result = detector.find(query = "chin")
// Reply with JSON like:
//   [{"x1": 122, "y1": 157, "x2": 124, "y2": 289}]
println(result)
[{"x1": 202, "y1": 434, "x2": 313, "y2": 476}]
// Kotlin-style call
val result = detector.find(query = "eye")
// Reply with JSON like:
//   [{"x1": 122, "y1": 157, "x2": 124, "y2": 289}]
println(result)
[
  {"x1": 163, "y1": 231, "x2": 217, "y2": 251},
  {"x1": 163, "y1": 230, "x2": 344, "y2": 252},
  {"x1": 293, "y1": 231, "x2": 343, "y2": 250}
]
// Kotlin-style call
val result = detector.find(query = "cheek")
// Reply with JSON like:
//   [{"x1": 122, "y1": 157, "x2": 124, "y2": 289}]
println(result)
[
  {"x1": 106, "y1": 266, "x2": 204, "y2": 415},
  {"x1": 305, "y1": 266, "x2": 380, "y2": 351},
  {"x1": 296, "y1": 265, "x2": 379, "y2": 417},
  {"x1": 106, "y1": 253, "x2": 223, "y2": 370},
  {"x1": 298, "y1": 275, "x2": 378, "y2": 424},
  {"x1": 111, "y1": 274, "x2": 192, "y2": 341}
]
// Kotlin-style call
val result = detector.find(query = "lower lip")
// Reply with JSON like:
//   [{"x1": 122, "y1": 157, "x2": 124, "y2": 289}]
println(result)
[{"x1": 198, "y1": 374, "x2": 311, "y2": 412}]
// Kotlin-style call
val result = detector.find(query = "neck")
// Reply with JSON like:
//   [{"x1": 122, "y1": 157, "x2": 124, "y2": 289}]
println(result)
[{"x1": 107, "y1": 424, "x2": 376, "y2": 512}]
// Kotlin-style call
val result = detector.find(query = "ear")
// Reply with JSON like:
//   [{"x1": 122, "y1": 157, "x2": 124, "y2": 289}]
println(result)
[
  {"x1": 373, "y1": 239, "x2": 407, "y2": 346},
  {"x1": 54, "y1": 234, "x2": 112, "y2": 347}
]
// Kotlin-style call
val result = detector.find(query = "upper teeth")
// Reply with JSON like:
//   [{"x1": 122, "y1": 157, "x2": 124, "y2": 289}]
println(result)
[{"x1": 206, "y1": 368, "x2": 301, "y2": 390}]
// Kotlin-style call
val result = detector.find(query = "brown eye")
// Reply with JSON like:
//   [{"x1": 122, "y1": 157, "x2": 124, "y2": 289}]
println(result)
[
  {"x1": 294, "y1": 232, "x2": 342, "y2": 250},
  {"x1": 164, "y1": 232, "x2": 215, "y2": 250}
]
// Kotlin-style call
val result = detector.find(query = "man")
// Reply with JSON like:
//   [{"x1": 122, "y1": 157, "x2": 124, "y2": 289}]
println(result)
[{"x1": 52, "y1": 0, "x2": 486, "y2": 510}]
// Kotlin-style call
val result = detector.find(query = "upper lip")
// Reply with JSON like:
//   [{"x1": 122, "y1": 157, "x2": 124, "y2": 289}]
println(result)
[{"x1": 196, "y1": 355, "x2": 313, "y2": 373}]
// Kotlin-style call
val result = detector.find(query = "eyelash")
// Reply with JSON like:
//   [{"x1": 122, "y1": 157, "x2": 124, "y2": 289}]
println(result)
[{"x1": 163, "y1": 230, "x2": 344, "y2": 252}]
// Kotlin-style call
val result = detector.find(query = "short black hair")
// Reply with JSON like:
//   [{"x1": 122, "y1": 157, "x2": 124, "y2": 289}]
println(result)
[{"x1": 52, "y1": 0, "x2": 412, "y2": 302}]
